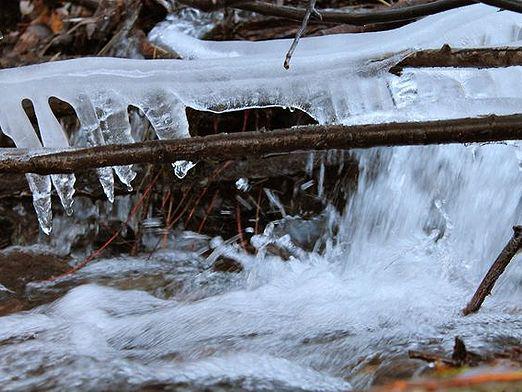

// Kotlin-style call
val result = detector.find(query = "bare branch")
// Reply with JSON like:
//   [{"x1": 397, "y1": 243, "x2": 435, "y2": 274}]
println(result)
[
  {"x1": 178, "y1": 0, "x2": 475, "y2": 25},
  {"x1": 391, "y1": 46, "x2": 522, "y2": 74},
  {"x1": 73, "y1": 0, "x2": 522, "y2": 23},
  {"x1": 479, "y1": 0, "x2": 522, "y2": 13},
  {"x1": 462, "y1": 226, "x2": 522, "y2": 316},
  {"x1": 284, "y1": 0, "x2": 318, "y2": 69},
  {"x1": 1, "y1": 114, "x2": 522, "y2": 175}
]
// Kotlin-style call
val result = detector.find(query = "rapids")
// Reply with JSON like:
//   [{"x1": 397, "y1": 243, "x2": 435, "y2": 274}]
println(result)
[{"x1": 1, "y1": 142, "x2": 521, "y2": 391}]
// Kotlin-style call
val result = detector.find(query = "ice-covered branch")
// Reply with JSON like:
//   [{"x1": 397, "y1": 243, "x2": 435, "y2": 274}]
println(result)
[{"x1": 1, "y1": 114, "x2": 522, "y2": 175}]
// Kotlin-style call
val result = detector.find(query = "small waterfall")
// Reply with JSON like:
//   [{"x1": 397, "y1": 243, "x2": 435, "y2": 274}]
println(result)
[
  {"x1": 2, "y1": 143, "x2": 522, "y2": 391},
  {"x1": 342, "y1": 143, "x2": 522, "y2": 282}
]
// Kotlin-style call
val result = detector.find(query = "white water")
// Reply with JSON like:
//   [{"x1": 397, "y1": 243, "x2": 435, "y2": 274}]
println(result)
[
  {"x1": 1, "y1": 141, "x2": 522, "y2": 391},
  {"x1": 1, "y1": 4, "x2": 522, "y2": 391}
]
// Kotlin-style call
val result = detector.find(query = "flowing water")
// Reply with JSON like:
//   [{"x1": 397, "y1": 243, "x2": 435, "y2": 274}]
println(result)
[{"x1": 1, "y1": 142, "x2": 522, "y2": 391}]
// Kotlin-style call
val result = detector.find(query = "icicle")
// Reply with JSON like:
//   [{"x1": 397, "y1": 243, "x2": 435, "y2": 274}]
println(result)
[
  {"x1": 74, "y1": 96, "x2": 117, "y2": 202},
  {"x1": 264, "y1": 188, "x2": 286, "y2": 217},
  {"x1": 306, "y1": 152, "x2": 315, "y2": 177},
  {"x1": 26, "y1": 174, "x2": 52, "y2": 234},
  {"x1": 51, "y1": 175, "x2": 75, "y2": 215},
  {"x1": 0, "y1": 103, "x2": 55, "y2": 233},
  {"x1": 136, "y1": 91, "x2": 192, "y2": 179},
  {"x1": 32, "y1": 98, "x2": 77, "y2": 214},
  {"x1": 92, "y1": 91, "x2": 137, "y2": 188},
  {"x1": 317, "y1": 159, "x2": 325, "y2": 199}
]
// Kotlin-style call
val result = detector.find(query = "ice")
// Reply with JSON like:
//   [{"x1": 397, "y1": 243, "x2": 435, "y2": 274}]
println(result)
[
  {"x1": 0, "y1": 4, "x2": 521, "y2": 232},
  {"x1": 172, "y1": 160, "x2": 196, "y2": 179},
  {"x1": 92, "y1": 91, "x2": 137, "y2": 188},
  {"x1": 25, "y1": 174, "x2": 52, "y2": 234},
  {"x1": 235, "y1": 177, "x2": 250, "y2": 191},
  {"x1": 96, "y1": 167, "x2": 115, "y2": 203},
  {"x1": 150, "y1": 4, "x2": 522, "y2": 60},
  {"x1": 264, "y1": 188, "x2": 286, "y2": 217}
]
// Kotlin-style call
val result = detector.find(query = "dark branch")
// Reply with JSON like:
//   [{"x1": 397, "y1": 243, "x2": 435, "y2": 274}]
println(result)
[
  {"x1": 462, "y1": 226, "x2": 522, "y2": 315},
  {"x1": 1, "y1": 114, "x2": 522, "y2": 175},
  {"x1": 177, "y1": 0, "x2": 479, "y2": 25},
  {"x1": 74, "y1": 0, "x2": 522, "y2": 23},
  {"x1": 391, "y1": 46, "x2": 522, "y2": 74},
  {"x1": 479, "y1": 0, "x2": 522, "y2": 13}
]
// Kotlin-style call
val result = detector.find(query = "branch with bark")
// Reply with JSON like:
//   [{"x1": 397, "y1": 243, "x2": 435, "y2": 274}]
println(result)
[
  {"x1": 462, "y1": 226, "x2": 522, "y2": 315},
  {"x1": 175, "y1": 0, "x2": 521, "y2": 25},
  {"x1": 1, "y1": 114, "x2": 522, "y2": 175},
  {"x1": 391, "y1": 47, "x2": 522, "y2": 73}
]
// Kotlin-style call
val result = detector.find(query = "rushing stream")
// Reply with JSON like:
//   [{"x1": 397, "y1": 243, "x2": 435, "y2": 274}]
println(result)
[{"x1": 1, "y1": 142, "x2": 522, "y2": 391}]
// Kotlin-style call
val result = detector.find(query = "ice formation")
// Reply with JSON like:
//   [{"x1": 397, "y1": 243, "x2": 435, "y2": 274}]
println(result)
[{"x1": 0, "y1": 4, "x2": 521, "y2": 233}]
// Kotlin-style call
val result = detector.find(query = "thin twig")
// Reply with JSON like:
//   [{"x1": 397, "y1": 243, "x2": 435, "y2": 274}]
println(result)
[
  {"x1": 236, "y1": 201, "x2": 248, "y2": 251},
  {"x1": 462, "y1": 226, "x2": 522, "y2": 315},
  {"x1": 97, "y1": 0, "x2": 142, "y2": 56},
  {"x1": 284, "y1": 0, "x2": 318, "y2": 69}
]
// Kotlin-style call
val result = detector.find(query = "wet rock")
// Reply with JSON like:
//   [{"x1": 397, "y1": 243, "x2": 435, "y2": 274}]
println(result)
[
  {"x1": 372, "y1": 357, "x2": 427, "y2": 386},
  {"x1": 0, "y1": 284, "x2": 21, "y2": 316},
  {"x1": 0, "y1": 249, "x2": 70, "y2": 315}
]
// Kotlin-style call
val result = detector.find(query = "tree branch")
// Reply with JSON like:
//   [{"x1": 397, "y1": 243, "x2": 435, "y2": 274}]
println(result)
[
  {"x1": 479, "y1": 0, "x2": 522, "y2": 13},
  {"x1": 175, "y1": 0, "x2": 519, "y2": 25},
  {"x1": 391, "y1": 46, "x2": 522, "y2": 74},
  {"x1": 72, "y1": 0, "x2": 522, "y2": 24},
  {"x1": 1, "y1": 114, "x2": 522, "y2": 175},
  {"x1": 462, "y1": 226, "x2": 522, "y2": 316}
]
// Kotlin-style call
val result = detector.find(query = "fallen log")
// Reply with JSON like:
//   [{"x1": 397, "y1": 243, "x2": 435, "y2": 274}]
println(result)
[
  {"x1": 0, "y1": 114, "x2": 521, "y2": 175},
  {"x1": 462, "y1": 226, "x2": 522, "y2": 315}
]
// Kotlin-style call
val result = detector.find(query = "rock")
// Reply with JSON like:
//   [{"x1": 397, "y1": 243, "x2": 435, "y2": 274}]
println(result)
[
  {"x1": 372, "y1": 358, "x2": 427, "y2": 386},
  {"x1": 0, "y1": 249, "x2": 70, "y2": 316}
]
